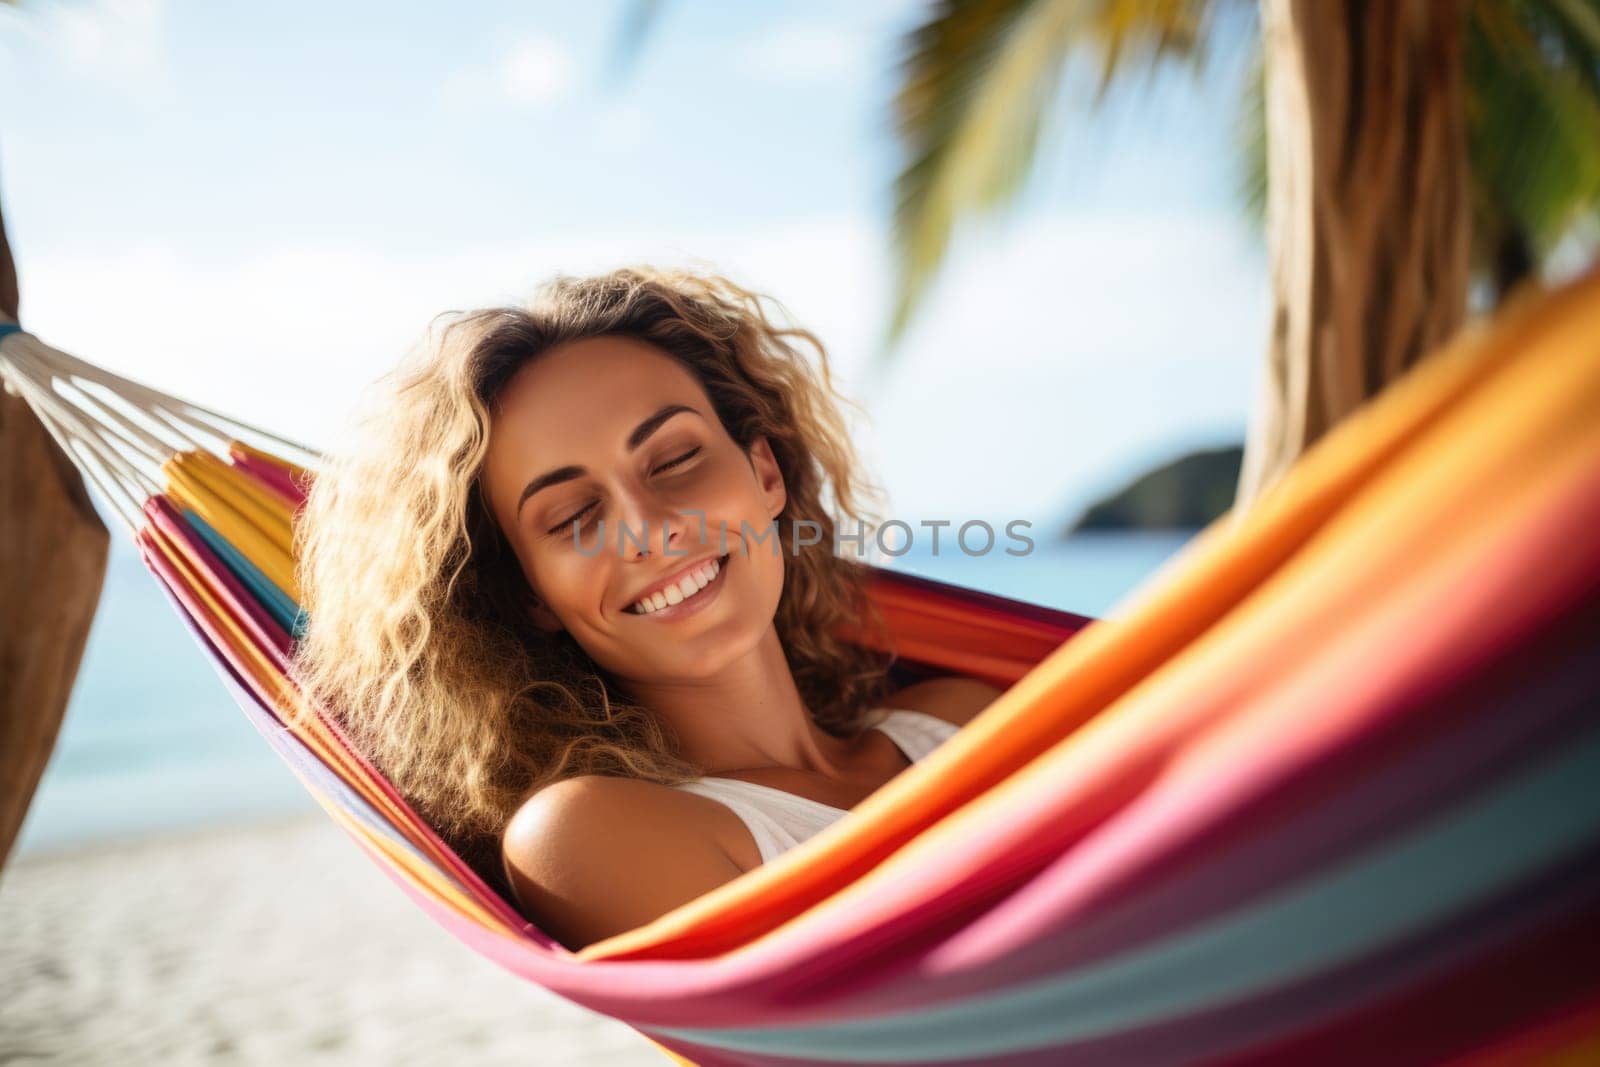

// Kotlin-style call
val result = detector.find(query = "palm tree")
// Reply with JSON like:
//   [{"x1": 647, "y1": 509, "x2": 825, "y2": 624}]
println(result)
[
  {"x1": 0, "y1": 0, "x2": 109, "y2": 873},
  {"x1": 889, "y1": 0, "x2": 1600, "y2": 509},
  {"x1": 0, "y1": 176, "x2": 112, "y2": 871}
]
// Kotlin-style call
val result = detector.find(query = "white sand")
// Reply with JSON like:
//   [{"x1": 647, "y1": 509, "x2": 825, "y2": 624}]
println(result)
[{"x1": 0, "y1": 815, "x2": 668, "y2": 1065}]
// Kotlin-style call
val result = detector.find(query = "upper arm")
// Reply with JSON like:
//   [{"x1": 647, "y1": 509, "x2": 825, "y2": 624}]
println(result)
[
  {"x1": 886, "y1": 674, "x2": 1005, "y2": 729},
  {"x1": 501, "y1": 775, "x2": 746, "y2": 952}
]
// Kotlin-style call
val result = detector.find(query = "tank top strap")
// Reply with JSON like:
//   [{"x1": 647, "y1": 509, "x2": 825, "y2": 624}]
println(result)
[
  {"x1": 669, "y1": 707, "x2": 962, "y2": 867},
  {"x1": 671, "y1": 778, "x2": 844, "y2": 866},
  {"x1": 868, "y1": 707, "x2": 962, "y2": 763}
]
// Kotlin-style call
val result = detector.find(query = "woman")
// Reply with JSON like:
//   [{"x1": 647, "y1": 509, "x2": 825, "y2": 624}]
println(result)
[{"x1": 291, "y1": 266, "x2": 1000, "y2": 951}]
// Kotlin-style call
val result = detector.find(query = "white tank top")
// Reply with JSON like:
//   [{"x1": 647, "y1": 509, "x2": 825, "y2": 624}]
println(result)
[{"x1": 669, "y1": 708, "x2": 961, "y2": 866}]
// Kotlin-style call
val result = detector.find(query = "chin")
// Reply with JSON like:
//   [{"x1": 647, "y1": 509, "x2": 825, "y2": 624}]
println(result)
[
  {"x1": 660, "y1": 613, "x2": 769, "y2": 679},
  {"x1": 663, "y1": 631, "x2": 754, "y2": 678}
]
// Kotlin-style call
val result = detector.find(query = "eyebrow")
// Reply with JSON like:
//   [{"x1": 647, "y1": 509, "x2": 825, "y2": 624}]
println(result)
[{"x1": 515, "y1": 403, "x2": 702, "y2": 518}]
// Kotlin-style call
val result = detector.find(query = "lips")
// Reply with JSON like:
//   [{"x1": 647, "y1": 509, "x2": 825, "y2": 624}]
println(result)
[{"x1": 624, "y1": 554, "x2": 730, "y2": 615}]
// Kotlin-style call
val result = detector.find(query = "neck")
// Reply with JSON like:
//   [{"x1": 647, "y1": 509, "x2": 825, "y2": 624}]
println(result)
[{"x1": 621, "y1": 625, "x2": 850, "y2": 779}]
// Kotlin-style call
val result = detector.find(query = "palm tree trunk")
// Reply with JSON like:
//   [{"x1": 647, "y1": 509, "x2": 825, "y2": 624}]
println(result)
[
  {"x1": 1236, "y1": 0, "x2": 1473, "y2": 510},
  {"x1": 0, "y1": 200, "x2": 15, "y2": 323},
  {"x1": 0, "y1": 191, "x2": 110, "y2": 870}
]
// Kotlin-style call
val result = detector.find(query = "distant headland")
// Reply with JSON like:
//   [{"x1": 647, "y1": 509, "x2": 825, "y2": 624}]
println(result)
[{"x1": 1062, "y1": 443, "x2": 1243, "y2": 535}]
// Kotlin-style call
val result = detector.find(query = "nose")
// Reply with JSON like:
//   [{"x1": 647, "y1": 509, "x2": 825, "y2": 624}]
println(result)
[{"x1": 615, "y1": 487, "x2": 692, "y2": 562}]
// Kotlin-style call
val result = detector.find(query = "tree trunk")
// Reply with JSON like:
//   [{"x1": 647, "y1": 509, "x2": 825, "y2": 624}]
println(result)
[
  {"x1": 0, "y1": 201, "x2": 15, "y2": 324},
  {"x1": 0, "y1": 191, "x2": 110, "y2": 870},
  {"x1": 1236, "y1": 0, "x2": 1473, "y2": 511}
]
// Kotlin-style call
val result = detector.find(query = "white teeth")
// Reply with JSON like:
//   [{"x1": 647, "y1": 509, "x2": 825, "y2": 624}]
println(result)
[{"x1": 629, "y1": 557, "x2": 723, "y2": 615}]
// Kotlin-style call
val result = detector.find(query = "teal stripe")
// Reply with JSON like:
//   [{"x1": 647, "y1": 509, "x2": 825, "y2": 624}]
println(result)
[
  {"x1": 654, "y1": 726, "x2": 1600, "y2": 1062},
  {"x1": 182, "y1": 508, "x2": 302, "y2": 634}
]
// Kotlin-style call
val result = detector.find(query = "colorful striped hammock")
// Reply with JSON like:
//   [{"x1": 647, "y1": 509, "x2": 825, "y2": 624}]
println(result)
[{"x1": 1, "y1": 263, "x2": 1597, "y2": 1066}]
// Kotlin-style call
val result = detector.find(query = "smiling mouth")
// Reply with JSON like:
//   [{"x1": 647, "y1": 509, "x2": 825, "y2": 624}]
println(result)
[{"x1": 623, "y1": 553, "x2": 731, "y2": 615}]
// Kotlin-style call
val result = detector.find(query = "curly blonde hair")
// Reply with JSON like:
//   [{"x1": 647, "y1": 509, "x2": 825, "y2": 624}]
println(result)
[{"x1": 289, "y1": 266, "x2": 896, "y2": 889}]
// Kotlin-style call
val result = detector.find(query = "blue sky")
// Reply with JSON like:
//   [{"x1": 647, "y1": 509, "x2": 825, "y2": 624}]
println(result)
[{"x1": 1, "y1": 0, "x2": 1267, "y2": 528}]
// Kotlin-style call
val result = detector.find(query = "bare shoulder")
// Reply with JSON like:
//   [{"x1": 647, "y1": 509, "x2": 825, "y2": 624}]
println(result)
[
  {"x1": 500, "y1": 775, "x2": 747, "y2": 952},
  {"x1": 884, "y1": 674, "x2": 1006, "y2": 729}
]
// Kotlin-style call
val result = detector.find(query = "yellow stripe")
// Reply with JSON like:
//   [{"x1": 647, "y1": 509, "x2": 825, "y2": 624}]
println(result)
[
  {"x1": 183, "y1": 449, "x2": 296, "y2": 536},
  {"x1": 161, "y1": 452, "x2": 300, "y2": 601}
]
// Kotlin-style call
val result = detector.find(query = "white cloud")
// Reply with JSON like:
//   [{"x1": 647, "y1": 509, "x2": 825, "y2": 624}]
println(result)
[
  {"x1": 15, "y1": 211, "x2": 1267, "y2": 526},
  {"x1": 3, "y1": 0, "x2": 171, "y2": 98},
  {"x1": 498, "y1": 34, "x2": 577, "y2": 105},
  {"x1": 439, "y1": 32, "x2": 579, "y2": 110},
  {"x1": 732, "y1": 21, "x2": 875, "y2": 85}
]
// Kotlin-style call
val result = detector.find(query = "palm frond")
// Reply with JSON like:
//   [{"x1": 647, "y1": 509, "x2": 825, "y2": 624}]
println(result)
[
  {"x1": 884, "y1": 0, "x2": 1214, "y2": 357},
  {"x1": 1236, "y1": 38, "x2": 1266, "y2": 234},
  {"x1": 1467, "y1": 0, "x2": 1600, "y2": 264},
  {"x1": 604, "y1": 0, "x2": 665, "y2": 87}
]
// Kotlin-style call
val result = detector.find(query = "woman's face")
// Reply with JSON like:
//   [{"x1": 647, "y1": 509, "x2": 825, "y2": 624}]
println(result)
[{"x1": 480, "y1": 336, "x2": 788, "y2": 685}]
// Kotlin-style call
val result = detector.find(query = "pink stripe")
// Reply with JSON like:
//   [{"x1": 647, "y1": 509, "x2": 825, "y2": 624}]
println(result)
[
  {"x1": 143, "y1": 496, "x2": 294, "y2": 664},
  {"x1": 228, "y1": 445, "x2": 307, "y2": 508}
]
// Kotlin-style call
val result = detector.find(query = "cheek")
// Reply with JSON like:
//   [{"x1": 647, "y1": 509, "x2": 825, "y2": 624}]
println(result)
[
  {"x1": 721, "y1": 509, "x2": 787, "y2": 606},
  {"x1": 528, "y1": 549, "x2": 613, "y2": 622},
  {"x1": 707, "y1": 463, "x2": 780, "y2": 538},
  {"x1": 666, "y1": 477, "x2": 762, "y2": 553},
  {"x1": 749, "y1": 541, "x2": 787, "y2": 608}
]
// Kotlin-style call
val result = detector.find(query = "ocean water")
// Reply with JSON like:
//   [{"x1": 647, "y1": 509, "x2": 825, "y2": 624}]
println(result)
[{"x1": 12, "y1": 529, "x2": 1197, "y2": 856}]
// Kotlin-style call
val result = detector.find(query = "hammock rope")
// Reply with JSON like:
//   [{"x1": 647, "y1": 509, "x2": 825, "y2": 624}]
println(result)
[{"x1": 2, "y1": 267, "x2": 1598, "y2": 1065}]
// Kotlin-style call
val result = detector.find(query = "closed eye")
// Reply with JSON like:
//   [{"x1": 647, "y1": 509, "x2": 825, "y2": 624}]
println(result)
[
  {"x1": 546, "y1": 501, "x2": 598, "y2": 536},
  {"x1": 653, "y1": 446, "x2": 701, "y2": 474},
  {"x1": 543, "y1": 448, "x2": 700, "y2": 537}
]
